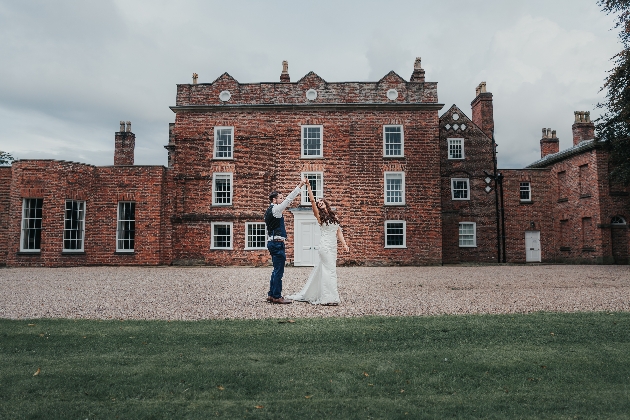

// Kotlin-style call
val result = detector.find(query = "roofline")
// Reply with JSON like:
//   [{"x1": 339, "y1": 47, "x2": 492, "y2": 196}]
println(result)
[
  {"x1": 525, "y1": 140, "x2": 601, "y2": 168},
  {"x1": 498, "y1": 167, "x2": 551, "y2": 171},
  {"x1": 170, "y1": 103, "x2": 445, "y2": 113}
]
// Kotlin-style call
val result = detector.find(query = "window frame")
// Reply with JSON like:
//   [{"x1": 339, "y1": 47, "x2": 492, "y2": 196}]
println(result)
[
  {"x1": 385, "y1": 220, "x2": 407, "y2": 248},
  {"x1": 520, "y1": 182, "x2": 531, "y2": 202},
  {"x1": 210, "y1": 222, "x2": 234, "y2": 250},
  {"x1": 459, "y1": 222, "x2": 477, "y2": 247},
  {"x1": 301, "y1": 125, "x2": 323, "y2": 158},
  {"x1": 213, "y1": 126, "x2": 234, "y2": 160},
  {"x1": 20, "y1": 198, "x2": 43, "y2": 253},
  {"x1": 212, "y1": 172, "x2": 233, "y2": 206},
  {"x1": 451, "y1": 178, "x2": 470, "y2": 200},
  {"x1": 301, "y1": 171, "x2": 324, "y2": 205},
  {"x1": 383, "y1": 125, "x2": 404, "y2": 157},
  {"x1": 611, "y1": 216, "x2": 627, "y2": 225},
  {"x1": 384, "y1": 171, "x2": 406, "y2": 205},
  {"x1": 116, "y1": 201, "x2": 136, "y2": 253},
  {"x1": 63, "y1": 199, "x2": 86, "y2": 252},
  {"x1": 244, "y1": 222, "x2": 267, "y2": 250},
  {"x1": 447, "y1": 138, "x2": 465, "y2": 160}
]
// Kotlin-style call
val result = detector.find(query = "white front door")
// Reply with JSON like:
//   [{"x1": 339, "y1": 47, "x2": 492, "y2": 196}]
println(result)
[
  {"x1": 525, "y1": 230, "x2": 541, "y2": 262},
  {"x1": 293, "y1": 212, "x2": 320, "y2": 267}
]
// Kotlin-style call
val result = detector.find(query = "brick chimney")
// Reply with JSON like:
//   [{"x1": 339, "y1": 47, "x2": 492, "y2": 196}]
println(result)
[
  {"x1": 572, "y1": 111, "x2": 594, "y2": 145},
  {"x1": 410, "y1": 57, "x2": 425, "y2": 82},
  {"x1": 471, "y1": 82, "x2": 494, "y2": 139},
  {"x1": 540, "y1": 127, "x2": 559, "y2": 158},
  {"x1": 280, "y1": 60, "x2": 290, "y2": 83},
  {"x1": 114, "y1": 121, "x2": 135, "y2": 165}
]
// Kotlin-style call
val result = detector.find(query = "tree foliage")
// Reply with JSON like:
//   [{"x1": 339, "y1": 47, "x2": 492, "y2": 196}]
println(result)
[
  {"x1": 597, "y1": 0, "x2": 630, "y2": 185},
  {"x1": 0, "y1": 151, "x2": 15, "y2": 166}
]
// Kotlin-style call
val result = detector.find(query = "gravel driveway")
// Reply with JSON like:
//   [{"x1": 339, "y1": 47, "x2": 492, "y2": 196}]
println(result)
[{"x1": 1, "y1": 265, "x2": 628, "y2": 320}]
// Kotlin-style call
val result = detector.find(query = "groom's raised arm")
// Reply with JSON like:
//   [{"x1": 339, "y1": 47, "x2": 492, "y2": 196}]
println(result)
[{"x1": 272, "y1": 179, "x2": 306, "y2": 218}]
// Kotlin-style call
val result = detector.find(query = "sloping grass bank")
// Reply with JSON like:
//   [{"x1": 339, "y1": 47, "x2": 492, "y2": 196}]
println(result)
[{"x1": 1, "y1": 312, "x2": 629, "y2": 419}]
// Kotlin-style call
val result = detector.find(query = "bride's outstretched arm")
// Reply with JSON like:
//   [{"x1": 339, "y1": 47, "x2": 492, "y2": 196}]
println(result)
[
  {"x1": 337, "y1": 227, "x2": 349, "y2": 252},
  {"x1": 306, "y1": 181, "x2": 322, "y2": 224}
]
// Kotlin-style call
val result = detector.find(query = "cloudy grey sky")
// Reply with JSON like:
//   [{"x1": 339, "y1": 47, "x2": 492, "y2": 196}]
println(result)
[{"x1": 0, "y1": 0, "x2": 621, "y2": 168}]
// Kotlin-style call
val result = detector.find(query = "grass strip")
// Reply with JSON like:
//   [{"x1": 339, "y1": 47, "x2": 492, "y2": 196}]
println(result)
[{"x1": 1, "y1": 312, "x2": 629, "y2": 419}]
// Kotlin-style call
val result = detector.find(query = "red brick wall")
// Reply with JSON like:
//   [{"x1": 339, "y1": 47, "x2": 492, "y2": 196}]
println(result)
[
  {"x1": 168, "y1": 108, "x2": 443, "y2": 266},
  {"x1": 7, "y1": 160, "x2": 167, "y2": 267},
  {"x1": 0, "y1": 166, "x2": 12, "y2": 265},
  {"x1": 501, "y1": 169, "x2": 555, "y2": 262},
  {"x1": 543, "y1": 149, "x2": 606, "y2": 263},
  {"x1": 440, "y1": 105, "x2": 498, "y2": 264}
]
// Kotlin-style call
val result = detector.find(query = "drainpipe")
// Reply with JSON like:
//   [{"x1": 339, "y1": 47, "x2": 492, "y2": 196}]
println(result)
[
  {"x1": 492, "y1": 131, "x2": 501, "y2": 262},
  {"x1": 498, "y1": 172, "x2": 506, "y2": 263}
]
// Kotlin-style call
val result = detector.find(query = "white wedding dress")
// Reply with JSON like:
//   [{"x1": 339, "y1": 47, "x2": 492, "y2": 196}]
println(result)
[{"x1": 287, "y1": 222, "x2": 341, "y2": 305}]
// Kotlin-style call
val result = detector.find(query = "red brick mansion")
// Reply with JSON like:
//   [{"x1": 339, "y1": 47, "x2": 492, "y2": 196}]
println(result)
[{"x1": 1, "y1": 59, "x2": 628, "y2": 267}]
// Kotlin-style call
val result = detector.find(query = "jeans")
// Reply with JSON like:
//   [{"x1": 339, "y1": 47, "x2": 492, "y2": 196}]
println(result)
[{"x1": 267, "y1": 241, "x2": 286, "y2": 299}]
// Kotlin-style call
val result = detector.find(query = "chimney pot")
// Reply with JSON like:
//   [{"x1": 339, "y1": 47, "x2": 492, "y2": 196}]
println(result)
[
  {"x1": 120, "y1": 121, "x2": 125, "y2": 133},
  {"x1": 410, "y1": 57, "x2": 425, "y2": 82},
  {"x1": 280, "y1": 60, "x2": 290, "y2": 83},
  {"x1": 192, "y1": 73, "x2": 198, "y2": 84},
  {"x1": 126, "y1": 121, "x2": 131, "y2": 132}
]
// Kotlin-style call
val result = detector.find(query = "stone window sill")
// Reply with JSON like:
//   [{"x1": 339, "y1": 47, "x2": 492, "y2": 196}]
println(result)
[
  {"x1": 519, "y1": 200, "x2": 533, "y2": 205},
  {"x1": 582, "y1": 247, "x2": 596, "y2": 252},
  {"x1": 559, "y1": 247, "x2": 571, "y2": 251},
  {"x1": 557, "y1": 198, "x2": 568, "y2": 203},
  {"x1": 16, "y1": 252, "x2": 41, "y2": 256},
  {"x1": 115, "y1": 251, "x2": 135, "y2": 255},
  {"x1": 579, "y1": 194, "x2": 592, "y2": 199},
  {"x1": 61, "y1": 251, "x2": 86, "y2": 255}
]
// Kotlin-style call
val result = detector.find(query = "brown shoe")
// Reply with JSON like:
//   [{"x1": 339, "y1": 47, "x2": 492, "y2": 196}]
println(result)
[
  {"x1": 266, "y1": 296, "x2": 274, "y2": 302},
  {"x1": 271, "y1": 296, "x2": 293, "y2": 304}
]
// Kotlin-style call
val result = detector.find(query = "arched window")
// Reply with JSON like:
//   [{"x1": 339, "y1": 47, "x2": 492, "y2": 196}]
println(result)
[{"x1": 611, "y1": 216, "x2": 627, "y2": 225}]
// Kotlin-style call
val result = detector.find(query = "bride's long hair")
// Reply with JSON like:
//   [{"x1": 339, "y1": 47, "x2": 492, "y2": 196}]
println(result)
[{"x1": 317, "y1": 198, "x2": 340, "y2": 225}]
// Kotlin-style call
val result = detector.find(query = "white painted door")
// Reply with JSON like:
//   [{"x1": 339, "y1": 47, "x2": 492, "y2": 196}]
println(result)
[
  {"x1": 298, "y1": 221, "x2": 320, "y2": 266},
  {"x1": 525, "y1": 231, "x2": 541, "y2": 262},
  {"x1": 292, "y1": 212, "x2": 320, "y2": 266}
]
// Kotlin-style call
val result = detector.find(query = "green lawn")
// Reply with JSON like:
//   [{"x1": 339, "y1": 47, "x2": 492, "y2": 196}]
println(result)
[{"x1": 1, "y1": 312, "x2": 629, "y2": 419}]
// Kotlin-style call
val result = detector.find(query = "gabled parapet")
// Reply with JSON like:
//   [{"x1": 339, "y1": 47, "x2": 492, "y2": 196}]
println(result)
[{"x1": 173, "y1": 59, "x2": 440, "y2": 109}]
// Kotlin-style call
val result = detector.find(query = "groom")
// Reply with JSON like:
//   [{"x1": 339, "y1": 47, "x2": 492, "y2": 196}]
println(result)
[{"x1": 265, "y1": 177, "x2": 308, "y2": 304}]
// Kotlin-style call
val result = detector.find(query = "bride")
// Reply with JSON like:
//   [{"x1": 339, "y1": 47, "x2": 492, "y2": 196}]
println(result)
[{"x1": 287, "y1": 181, "x2": 349, "y2": 305}]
